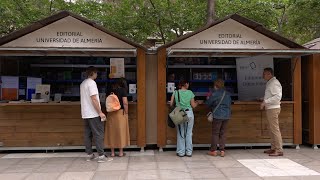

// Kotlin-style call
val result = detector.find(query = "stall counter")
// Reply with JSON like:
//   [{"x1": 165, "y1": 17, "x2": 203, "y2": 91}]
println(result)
[
  {"x1": 165, "y1": 101, "x2": 294, "y2": 146},
  {"x1": 0, "y1": 102, "x2": 138, "y2": 148}
]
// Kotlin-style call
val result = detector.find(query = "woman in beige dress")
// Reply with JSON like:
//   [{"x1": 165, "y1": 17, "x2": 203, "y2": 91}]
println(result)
[{"x1": 104, "y1": 79, "x2": 130, "y2": 157}]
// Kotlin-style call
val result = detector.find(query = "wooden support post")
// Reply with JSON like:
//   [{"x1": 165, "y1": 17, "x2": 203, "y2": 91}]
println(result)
[
  {"x1": 308, "y1": 54, "x2": 320, "y2": 145},
  {"x1": 293, "y1": 56, "x2": 302, "y2": 145},
  {"x1": 157, "y1": 48, "x2": 167, "y2": 148},
  {"x1": 137, "y1": 48, "x2": 146, "y2": 148}
]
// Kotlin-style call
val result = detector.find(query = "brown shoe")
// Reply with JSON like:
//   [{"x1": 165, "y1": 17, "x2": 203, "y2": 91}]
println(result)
[
  {"x1": 207, "y1": 151, "x2": 218, "y2": 156},
  {"x1": 269, "y1": 151, "x2": 283, "y2": 156},
  {"x1": 263, "y1": 149, "x2": 275, "y2": 154}
]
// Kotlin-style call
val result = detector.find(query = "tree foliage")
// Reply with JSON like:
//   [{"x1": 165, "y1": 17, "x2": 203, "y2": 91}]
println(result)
[{"x1": 0, "y1": 0, "x2": 319, "y2": 45}]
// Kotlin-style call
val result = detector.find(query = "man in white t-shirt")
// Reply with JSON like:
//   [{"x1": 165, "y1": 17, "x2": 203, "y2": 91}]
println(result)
[
  {"x1": 260, "y1": 67, "x2": 283, "y2": 156},
  {"x1": 80, "y1": 66, "x2": 110, "y2": 163}
]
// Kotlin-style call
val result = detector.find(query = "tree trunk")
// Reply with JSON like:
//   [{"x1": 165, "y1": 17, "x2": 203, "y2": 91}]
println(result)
[
  {"x1": 50, "y1": 0, "x2": 53, "y2": 12},
  {"x1": 207, "y1": 0, "x2": 215, "y2": 25}
]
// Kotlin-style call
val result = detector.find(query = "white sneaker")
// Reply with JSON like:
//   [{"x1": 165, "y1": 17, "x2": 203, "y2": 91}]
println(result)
[
  {"x1": 86, "y1": 154, "x2": 96, "y2": 162},
  {"x1": 104, "y1": 154, "x2": 114, "y2": 162},
  {"x1": 106, "y1": 157, "x2": 113, "y2": 162},
  {"x1": 98, "y1": 155, "x2": 107, "y2": 163}
]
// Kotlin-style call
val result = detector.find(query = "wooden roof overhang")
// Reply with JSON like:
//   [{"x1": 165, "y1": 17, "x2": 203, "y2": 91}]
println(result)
[
  {"x1": 0, "y1": 11, "x2": 146, "y2": 57},
  {"x1": 0, "y1": 47, "x2": 137, "y2": 57},
  {"x1": 167, "y1": 48, "x2": 320, "y2": 57},
  {"x1": 157, "y1": 14, "x2": 320, "y2": 58}
]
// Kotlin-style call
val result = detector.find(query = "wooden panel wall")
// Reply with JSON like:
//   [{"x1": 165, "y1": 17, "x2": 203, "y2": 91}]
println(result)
[
  {"x1": 137, "y1": 48, "x2": 146, "y2": 147},
  {"x1": 292, "y1": 56, "x2": 302, "y2": 144},
  {"x1": 157, "y1": 48, "x2": 167, "y2": 148},
  {"x1": 145, "y1": 54, "x2": 158, "y2": 144},
  {"x1": 0, "y1": 104, "x2": 137, "y2": 147},
  {"x1": 166, "y1": 104, "x2": 294, "y2": 145},
  {"x1": 308, "y1": 54, "x2": 320, "y2": 144},
  {"x1": 301, "y1": 56, "x2": 310, "y2": 144}
]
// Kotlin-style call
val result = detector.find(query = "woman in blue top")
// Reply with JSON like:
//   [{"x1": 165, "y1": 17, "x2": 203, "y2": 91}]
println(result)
[
  {"x1": 170, "y1": 80, "x2": 199, "y2": 157},
  {"x1": 206, "y1": 79, "x2": 232, "y2": 157}
]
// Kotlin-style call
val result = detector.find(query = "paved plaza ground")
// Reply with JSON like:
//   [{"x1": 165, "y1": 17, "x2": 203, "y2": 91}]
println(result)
[{"x1": 1, "y1": 146, "x2": 320, "y2": 180}]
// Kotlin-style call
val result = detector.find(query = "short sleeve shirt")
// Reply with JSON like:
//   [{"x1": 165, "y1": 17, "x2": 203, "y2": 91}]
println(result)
[
  {"x1": 174, "y1": 90, "x2": 195, "y2": 110},
  {"x1": 80, "y1": 78, "x2": 100, "y2": 119}
]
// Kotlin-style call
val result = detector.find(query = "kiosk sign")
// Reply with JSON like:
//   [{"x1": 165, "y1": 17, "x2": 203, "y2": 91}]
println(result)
[
  {"x1": 236, "y1": 56, "x2": 274, "y2": 101},
  {"x1": 199, "y1": 33, "x2": 261, "y2": 46},
  {"x1": 2, "y1": 16, "x2": 134, "y2": 49},
  {"x1": 35, "y1": 31, "x2": 102, "y2": 44},
  {"x1": 170, "y1": 19, "x2": 289, "y2": 49}
]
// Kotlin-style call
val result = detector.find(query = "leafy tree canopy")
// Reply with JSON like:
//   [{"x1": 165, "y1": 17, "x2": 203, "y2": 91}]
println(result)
[{"x1": 0, "y1": 0, "x2": 319, "y2": 45}]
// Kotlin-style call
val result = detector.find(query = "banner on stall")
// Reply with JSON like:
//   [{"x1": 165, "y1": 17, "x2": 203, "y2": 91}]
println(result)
[
  {"x1": 236, "y1": 56, "x2": 274, "y2": 101},
  {"x1": 109, "y1": 58, "x2": 125, "y2": 78},
  {"x1": 0, "y1": 76, "x2": 19, "y2": 100},
  {"x1": 27, "y1": 77, "x2": 42, "y2": 100}
]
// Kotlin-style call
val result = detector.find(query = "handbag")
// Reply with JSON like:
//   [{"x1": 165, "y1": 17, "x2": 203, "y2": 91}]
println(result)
[
  {"x1": 167, "y1": 95, "x2": 176, "y2": 128},
  {"x1": 207, "y1": 90, "x2": 226, "y2": 122},
  {"x1": 167, "y1": 114, "x2": 176, "y2": 128},
  {"x1": 169, "y1": 90, "x2": 189, "y2": 125}
]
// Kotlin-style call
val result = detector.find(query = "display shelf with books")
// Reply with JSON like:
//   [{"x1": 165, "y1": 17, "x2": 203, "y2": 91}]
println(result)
[
  {"x1": 43, "y1": 79, "x2": 137, "y2": 83},
  {"x1": 166, "y1": 57, "x2": 238, "y2": 100},
  {"x1": 26, "y1": 56, "x2": 137, "y2": 101},
  {"x1": 30, "y1": 64, "x2": 136, "y2": 68}
]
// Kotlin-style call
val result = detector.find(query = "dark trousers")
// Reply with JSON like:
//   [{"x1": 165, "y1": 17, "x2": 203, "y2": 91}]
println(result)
[
  {"x1": 211, "y1": 119, "x2": 229, "y2": 151},
  {"x1": 84, "y1": 117, "x2": 105, "y2": 156}
]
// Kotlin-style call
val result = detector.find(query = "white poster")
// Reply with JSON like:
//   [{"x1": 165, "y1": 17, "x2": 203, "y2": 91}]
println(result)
[
  {"x1": 129, "y1": 84, "x2": 137, "y2": 94},
  {"x1": 27, "y1": 77, "x2": 42, "y2": 100},
  {"x1": 36, "y1": 84, "x2": 51, "y2": 102},
  {"x1": 109, "y1": 58, "x2": 125, "y2": 78},
  {"x1": 167, "y1": 83, "x2": 175, "y2": 93},
  {"x1": 27, "y1": 77, "x2": 42, "y2": 89},
  {"x1": 236, "y1": 56, "x2": 274, "y2": 101}
]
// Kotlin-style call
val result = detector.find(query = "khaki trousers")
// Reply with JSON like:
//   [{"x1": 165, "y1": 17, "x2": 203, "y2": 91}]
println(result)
[{"x1": 266, "y1": 108, "x2": 283, "y2": 152}]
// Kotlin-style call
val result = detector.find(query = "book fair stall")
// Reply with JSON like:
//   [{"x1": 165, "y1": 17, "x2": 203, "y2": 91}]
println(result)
[
  {"x1": 302, "y1": 38, "x2": 320, "y2": 149},
  {"x1": 156, "y1": 14, "x2": 320, "y2": 150},
  {"x1": 0, "y1": 11, "x2": 147, "y2": 151}
]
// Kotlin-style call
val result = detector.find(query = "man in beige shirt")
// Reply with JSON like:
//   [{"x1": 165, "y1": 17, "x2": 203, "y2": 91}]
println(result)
[{"x1": 260, "y1": 67, "x2": 283, "y2": 156}]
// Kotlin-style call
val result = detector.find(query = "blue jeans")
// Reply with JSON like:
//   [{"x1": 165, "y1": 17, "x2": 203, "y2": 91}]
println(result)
[{"x1": 176, "y1": 110, "x2": 194, "y2": 156}]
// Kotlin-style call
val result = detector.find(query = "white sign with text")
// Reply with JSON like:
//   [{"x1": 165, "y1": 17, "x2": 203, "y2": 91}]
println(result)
[
  {"x1": 167, "y1": 83, "x2": 175, "y2": 93},
  {"x1": 2, "y1": 16, "x2": 135, "y2": 49},
  {"x1": 236, "y1": 56, "x2": 274, "y2": 101},
  {"x1": 109, "y1": 58, "x2": 125, "y2": 78},
  {"x1": 169, "y1": 19, "x2": 288, "y2": 49},
  {"x1": 129, "y1": 84, "x2": 137, "y2": 94}
]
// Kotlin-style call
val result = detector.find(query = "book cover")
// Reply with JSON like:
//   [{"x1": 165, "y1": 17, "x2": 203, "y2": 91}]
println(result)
[{"x1": 1, "y1": 76, "x2": 19, "y2": 100}]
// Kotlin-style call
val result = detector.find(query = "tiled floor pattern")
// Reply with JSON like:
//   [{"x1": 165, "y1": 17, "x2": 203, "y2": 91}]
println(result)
[{"x1": 0, "y1": 147, "x2": 320, "y2": 180}]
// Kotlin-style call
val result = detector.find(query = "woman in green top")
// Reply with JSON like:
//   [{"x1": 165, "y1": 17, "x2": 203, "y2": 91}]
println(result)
[{"x1": 170, "y1": 80, "x2": 199, "y2": 157}]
